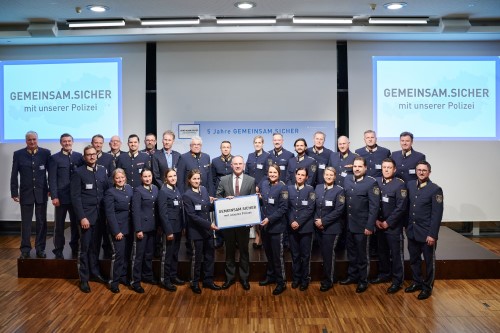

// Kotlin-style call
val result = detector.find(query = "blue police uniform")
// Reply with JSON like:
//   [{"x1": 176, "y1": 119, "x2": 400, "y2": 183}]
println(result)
[
  {"x1": 391, "y1": 149, "x2": 426, "y2": 183},
  {"x1": 343, "y1": 175, "x2": 380, "y2": 286},
  {"x1": 177, "y1": 152, "x2": 214, "y2": 195},
  {"x1": 258, "y1": 179, "x2": 288, "y2": 286},
  {"x1": 246, "y1": 151, "x2": 273, "y2": 185},
  {"x1": 96, "y1": 151, "x2": 114, "y2": 175},
  {"x1": 104, "y1": 184, "x2": 133, "y2": 289},
  {"x1": 11, "y1": 147, "x2": 51, "y2": 256},
  {"x1": 131, "y1": 184, "x2": 159, "y2": 288},
  {"x1": 355, "y1": 145, "x2": 391, "y2": 178},
  {"x1": 48, "y1": 149, "x2": 84, "y2": 256},
  {"x1": 306, "y1": 147, "x2": 333, "y2": 185},
  {"x1": 328, "y1": 150, "x2": 358, "y2": 188},
  {"x1": 210, "y1": 154, "x2": 233, "y2": 248},
  {"x1": 286, "y1": 155, "x2": 318, "y2": 187},
  {"x1": 287, "y1": 184, "x2": 315, "y2": 288},
  {"x1": 182, "y1": 186, "x2": 216, "y2": 286},
  {"x1": 314, "y1": 184, "x2": 345, "y2": 287},
  {"x1": 115, "y1": 151, "x2": 151, "y2": 189},
  {"x1": 152, "y1": 149, "x2": 181, "y2": 187},
  {"x1": 406, "y1": 179, "x2": 443, "y2": 293},
  {"x1": 107, "y1": 150, "x2": 126, "y2": 170},
  {"x1": 71, "y1": 164, "x2": 109, "y2": 283},
  {"x1": 268, "y1": 148, "x2": 294, "y2": 183},
  {"x1": 158, "y1": 184, "x2": 184, "y2": 285},
  {"x1": 375, "y1": 177, "x2": 408, "y2": 286}
]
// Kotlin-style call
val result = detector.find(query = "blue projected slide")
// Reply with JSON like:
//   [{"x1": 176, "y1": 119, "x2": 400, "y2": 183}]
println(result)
[
  {"x1": 373, "y1": 56, "x2": 499, "y2": 140},
  {"x1": 0, "y1": 58, "x2": 122, "y2": 142}
]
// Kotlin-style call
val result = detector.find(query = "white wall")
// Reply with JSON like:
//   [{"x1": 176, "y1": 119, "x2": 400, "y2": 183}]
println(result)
[
  {"x1": 0, "y1": 43, "x2": 146, "y2": 221},
  {"x1": 348, "y1": 41, "x2": 500, "y2": 222}
]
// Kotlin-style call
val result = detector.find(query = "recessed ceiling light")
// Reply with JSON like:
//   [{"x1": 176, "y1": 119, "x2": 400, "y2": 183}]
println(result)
[
  {"x1": 384, "y1": 2, "x2": 407, "y2": 10},
  {"x1": 87, "y1": 5, "x2": 109, "y2": 13},
  {"x1": 235, "y1": 2, "x2": 256, "y2": 10}
]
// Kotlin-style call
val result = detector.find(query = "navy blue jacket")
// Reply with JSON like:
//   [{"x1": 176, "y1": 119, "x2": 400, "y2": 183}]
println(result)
[
  {"x1": 177, "y1": 152, "x2": 213, "y2": 195},
  {"x1": 344, "y1": 175, "x2": 380, "y2": 233},
  {"x1": 314, "y1": 184, "x2": 345, "y2": 235},
  {"x1": 211, "y1": 155, "x2": 233, "y2": 193},
  {"x1": 306, "y1": 147, "x2": 333, "y2": 185},
  {"x1": 104, "y1": 184, "x2": 133, "y2": 236},
  {"x1": 96, "y1": 151, "x2": 115, "y2": 175},
  {"x1": 48, "y1": 150, "x2": 84, "y2": 204},
  {"x1": 157, "y1": 184, "x2": 184, "y2": 236},
  {"x1": 152, "y1": 149, "x2": 181, "y2": 187},
  {"x1": 132, "y1": 185, "x2": 158, "y2": 233},
  {"x1": 287, "y1": 184, "x2": 315, "y2": 234},
  {"x1": 376, "y1": 177, "x2": 408, "y2": 234},
  {"x1": 391, "y1": 149, "x2": 426, "y2": 183},
  {"x1": 355, "y1": 145, "x2": 391, "y2": 178},
  {"x1": 258, "y1": 180, "x2": 288, "y2": 234},
  {"x1": 246, "y1": 151, "x2": 273, "y2": 185},
  {"x1": 182, "y1": 186, "x2": 214, "y2": 240},
  {"x1": 70, "y1": 164, "x2": 109, "y2": 225},
  {"x1": 115, "y1": 152, "x2": 151, "y2": 189},
  {"x1": 328, "y1": 150, "x2": 358, "y2": 188},
  {"x1": 268, "y1": 148, "x2": 294, "y2": 183},
  {"x1": 286, "y1": 155, "x2": 318, "y2": 187},
  {"x1": 10, "y1": 147, "x2": 51, "y2": 205},
  {"x1": 406, "y1": 179, "x2": 443, "y2": 242}
]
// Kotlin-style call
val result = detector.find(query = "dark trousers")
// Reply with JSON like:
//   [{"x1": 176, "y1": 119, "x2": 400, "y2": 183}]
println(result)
[
  {"x1": 319, "y1": 233, "x2": 339, "y2": 285},
  {"x1": 109, "y1": 234, "x2": 129, "y2": 288},
  {"x1": 78, "y1": 224, "x2": 102, "y2": 282},
  {"x1": 130, "y1": 230, "x2": 155, "y2": 286},
  {"x1": 93, "y1": 209, "x2": 109, "y2": 257},
  {"x1": 262, "y1": 230, "x2": 286, "y2": 285},
  {"x1": 53, "y1": 203, "x2": 78, "y2": 254},
  {"x1": 289, "y1": 231, "x2": 313, "y2": 285},
  {"x1": 20, "y1": 202, "x2": 47, "y2": 253},
  {"x1": 346, "y1": 231, "x2": 370, "y2": 284},
  {"x1": 190, "y1": 237, "x2": 215, "y2": 285},
  {"x1": 160, "y1": 231, "x2": 182, "y2": 284},
  {"x1": 408, "y1": 237, "x2": 436, "y2": 292},
  {"x1": 377, "y1": 231, "x2": 404, "y2": 286},
  {"x1": 222, "y1": 226, "x2": 250, "y2": 282}
]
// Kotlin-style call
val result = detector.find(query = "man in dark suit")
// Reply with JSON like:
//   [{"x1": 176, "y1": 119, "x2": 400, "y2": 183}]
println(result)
[
  {"x1": 216, "y1": 155, "x2": 256, "y2": 290},
  {"x1": 177, "y1": 136, "x2": 213, "y2": 195},
  {"x1": 391, "y1": 131, "x2": 426, "y2": 183},
  {"x1": 10, "y1": 131, "x2": 51, "y2": 259},
  {"x1": 152, "y1": 130, "x2": 181, "y2": 187}
]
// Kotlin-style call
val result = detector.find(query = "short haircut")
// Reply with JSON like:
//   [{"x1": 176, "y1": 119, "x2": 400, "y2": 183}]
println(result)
[
  {"x1": 253, "y1": 135, "x2": 264, "y2": 143},
  {"x1": 220, "y1": 140, "x2": 231, "y2": 147},
  {"x1": 314, "y1": 131, "x2": 326, "y2": 139},
  {"x1": 400, "y1": 131, "x2": 414, "y2": 140},
  {"x1": 354, "y1": 156, "x2": 367, "y2": 166},
  {"x1": 295, "y1": 166, "x2": 308, "y2": 176},
  {"x1": 191, "y1": 136, "x2": 203, "y2": 144},
  {"x1": 163, "y1": 130, "x2": 176, "y2": 140},
  {"x1": 381, "y1": 157, "x2": 396, "y2": 167},
  {"x1": 112, "y1": 168, "x2": 126, "y2": 179},
  {"x1": 324, "y1": 166, "x2": 337, "y2": 175},
  {"x1": 25, "y1": 131, "x2": 38, "y2": 139},
  {"x1": 416, "y1": 160, "x2": 431, "y2": 172},
  {"x1": 83, "y1": 145, "x2": 95, "y2": 155},
  {"x1": 128, "y1": 134, "x2": 140, "y2": 142},
  {"x1": 145, "y1": 133, "x2": 156, "y2": 140},
  {"x1": 91, "y1": 134, "x2": 104, "y2": 142},
  {"x1": 364, "y1": 129, "x2": 376, "y2": 136},
  {"x1": 294, "y1": 138, "x2": 307, "y2": 147},
  {"x1": 60, "y1": 133, "x2": 73, "y2": 141},
  {"x1": 272, "y1": 132, "x2": 283, "y2": 139}
]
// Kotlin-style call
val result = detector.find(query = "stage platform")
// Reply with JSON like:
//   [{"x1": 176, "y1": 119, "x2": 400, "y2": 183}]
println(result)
[{"x1": 18, "y1": 227, "x2": 500, "y2": 280}]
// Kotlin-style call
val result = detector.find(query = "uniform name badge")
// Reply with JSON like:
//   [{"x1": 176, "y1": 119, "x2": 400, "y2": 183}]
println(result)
[
  {"x1": 39, "y1": 165, "x2": 45, "y2": 170},
  {"x1": 375, "y1": 164, "x2": 381, "y2": 169},
  {"x1": 173, "y1": 200, "x2": 179, "y2": 206},
  {"x1": 409, "y1": 169, "x2": 416, "y2": 174},
  {"x1": 279, "y1": 165, "x2": 286, "y2": 170},
  {"x1": 341, "y1": 171, "x2": 347, "y2": 177},
  {"x1": 195, "y1": 204, "x2": 202, "y2": 210},
  {"x1": 138, "y1": 168, "x2": 142, "y2": 173},
  {"x1": 319, "y1": 164, "x2": 326, "y2": 169},
  {"x1": 382, "y1": 196, "x2": 389, "y2": 203},
  {"x1": 268, "y1": 198, "x2": 275, "y2": 204},
  {"x1": 257, "y1": 164, "x2": 263, "y2": 169},
  {"x1": 85, "y1": 184, "x2": 93, "y2": 190},
  {"x1": 325, "y1": 200, "x2": 333, "y2": 206},
  {"x1": 301, "y1": 200, "x2": 308, "y2": 206}
]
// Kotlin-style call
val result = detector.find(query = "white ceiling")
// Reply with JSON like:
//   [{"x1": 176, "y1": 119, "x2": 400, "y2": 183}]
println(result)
[{"x1": 1, "y1": 0, "x2": 500, "y2": 45}]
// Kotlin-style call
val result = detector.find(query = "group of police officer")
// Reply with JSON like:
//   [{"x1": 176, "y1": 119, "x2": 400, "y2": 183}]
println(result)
[{"x1": 10, "y1": 129, "x2": 443, "y2": 300}]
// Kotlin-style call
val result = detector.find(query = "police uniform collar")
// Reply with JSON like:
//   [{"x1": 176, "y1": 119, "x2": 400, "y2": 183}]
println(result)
[
  {"x1": 166, "y1": 184, "x2": 175, "y2": 190},
  {"x1": 128, "y1": 151, "x2": 139, "y2": 158},
  {"x1": 382, "y1": 177, "x2": 393, "y2": 184},
  {"x1": 115, "y1": 185, "x2": 124, "y2": 191},
  {"x1": 145, "y1": 148, "x2": 155, "y2": 155},
  {"x1": 417, "y1": 180, "x2": 428, "y2": 189},
  {"x1": 340, "y1": 151, "x2": 350, "y2": 159},
  {"x1": 366, "y1": 145, "x2": 378, "y2": 153},
  {"x1": 26, "y1": 148, "x2": 38, "y2": 155},
  {"x1": 86, "y1": 165, "x2": 96, "y2": 172},
  {"x1": 143, "y1": 184, "x2": 152, "y2": 191},
  {"x1": 96, "y1": 151, "x2": 103, "y2": 159},
  {"x1": 61, "y1": 149, "x2": 72, "y2": 156},
  {"x1": 402, "y1": 149, "x2": 412, "y2": 157},
  {"x1": 191, "y1": 152, "x2": 201, "y2": 159},
  {"x1": 221, "y1": 154, "x2": 232, "y2": 162},
  {"x1": 296, "y1": 184, "x2": 305, "y2": 190},
  {"x1": 296, "y1": 154, "x2": 305, "y2": 161},
  {"x1": 255, "y1": 150, "x2": 263, "y2": 157},
  {"x1": 111, "y1": 150, "x2": 121, "y2": 158},
  {"x1": 313, "y1": 147, "x2": 323, "y2": 154},
  {"x1": 191, "y1": 187, "x2": 200, "y2": 193},
  {"x1": 324, "y1": 184, "x2": 334, "y2": 190},
  {"x1": 273, "y1": 148, "x2": 282, "y2": 156},
  {"x1": 354, "y1": 175, "x2": 364, "y2": 183}
]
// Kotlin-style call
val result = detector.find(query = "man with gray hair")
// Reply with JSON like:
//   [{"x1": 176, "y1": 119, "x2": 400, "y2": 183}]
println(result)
[{"x1": 177, "y1": 136, "x2": 214, "y2": 195}]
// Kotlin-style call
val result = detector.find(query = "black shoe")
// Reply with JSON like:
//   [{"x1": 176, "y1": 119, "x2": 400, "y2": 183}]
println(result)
[
  {"x1": 54, "y1": 253, "x2": 64, "y2": 259},
  {"x1": 340, "y1": 278, "x2": 358, "y2": 285},
  {"x1": 131, "y1": 284, "x2": 145, "y2": 294},
  {"x1": 221, "y1": 280, "x2": 235, "y2": 290},
  {"x1": 191, "y1": 284, "x2": 202, "y2": 294},
  {"x1": 299, "y1": 283, "x2": 309, "y2": 291},
  {"x1": 80, "y1": 281, "x2": 91, "y2": 293},
  {"x1": 291, "y1": 281, "x2": 300, "y2": 289},
  {"x1": 171, "y1": 277, "x2": 186, "y2": 286},
  {"x1": 387, "y1": 284, "x2": 402, "y2": 294},
  {"x1": 320, "y1": 283, "x2": 333, "y2": 292},
  {"x1": 405, "y1": 284, "x2": 422, "y2": 293},
  {"x1": 143, "y1": 278, "x2": 158, "y2": 285},
  {"x1": 110, "y1": 285, "x2": 120, "y2": 293},
  {"x1": 90, "y1": 275, "x2": 107, "y2": 284},
  {"x1": 241, "y1": 280, "x2": 250, "y2": 291},
  {"x1": 162, "y1": 282, "x2": 177, "y2": 292},
  {"x1": 259, "y1": 278, "x2": 276, "y2": 286},
  {"x1": 119, "y1": 279, "x2": 130, "y2": 286},
  {"x1": 203, "y1": 282, "x2": 222, "y2": 291},
  {"x1": 356, "y1": 283, "x2": 368, "y2": 293},
  {"x1": 252, "y1": 243, "x2": 263, "y2": 249},
  {"x1": 370, "y1": 277, "x2": 391, "y2": 284},
  {"x1": 19, "y1": 252, "x2": 30, "y2": 259},
  {"x1": 272, "y1": 284, "x2": 286, "y2": 295},
  {"x1": 417, "y1": 290, "x2": 432, "y2": 300},
  {"x1": 36, "y1": 251, "x2": 46, "y2": 258}
]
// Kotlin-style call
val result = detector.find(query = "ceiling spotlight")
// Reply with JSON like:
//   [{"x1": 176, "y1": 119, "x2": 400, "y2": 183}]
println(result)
[
  {"x1": 87, "y1": 5, "x2": 109, "y2": 13},
  {"x1": 235, "y1": 2, "x2": 256, "y2": 10},
  {"x1": 383, "y1": 2, "x2": 407, "y2": 10}
]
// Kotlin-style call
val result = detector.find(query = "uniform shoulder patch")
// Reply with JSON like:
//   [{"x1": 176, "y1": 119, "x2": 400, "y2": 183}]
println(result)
[
  {"x1": 310, "y1": 164, "x2": 317, "y2": 172},
  {"x1": 373, "y1": 186, "x2": 380, "y2": 195},
  {"x1": 339, "y1": 195, "x2": 345, "y2": 203},
  {"x1": 282, "y1": 191, "x2": 288, "y2": 200},
  {"x1": 268, "y1": 158, "x2": 273, "y2": 166},
  {"x1": 309, "y1": 192, "x2": 316, "y2": 200},
  {"x1": 401, "y1": 189, "x2": 407, "y2": 198},
  {"x1": 435, "y1": 194, "x2": 443, "y2": 204}
]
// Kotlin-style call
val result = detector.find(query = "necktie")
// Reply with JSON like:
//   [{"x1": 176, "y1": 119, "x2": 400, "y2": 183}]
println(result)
[{"x1": 235, "y1": 176, "x2": 240, "y2": 196}]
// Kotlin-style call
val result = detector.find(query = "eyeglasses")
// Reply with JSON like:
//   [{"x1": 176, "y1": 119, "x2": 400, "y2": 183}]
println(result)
[
  {"x1": 85, "y1": 153, "x2": 97, "y2": 157},
  {"x1": 416, "y1": 169, "x2": 429, "y2": 173}
]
